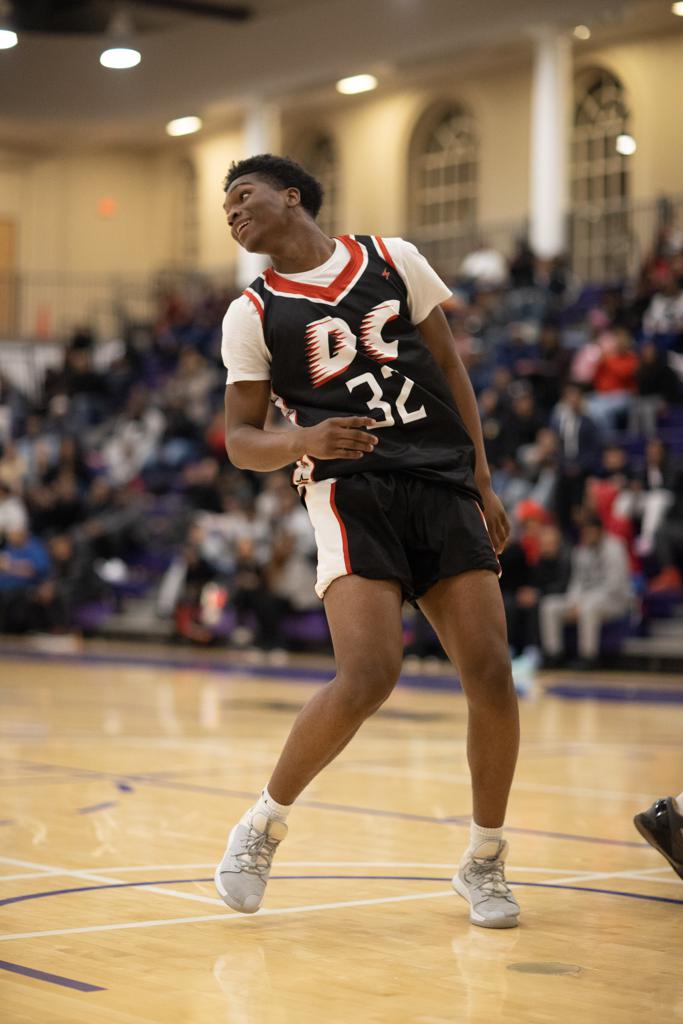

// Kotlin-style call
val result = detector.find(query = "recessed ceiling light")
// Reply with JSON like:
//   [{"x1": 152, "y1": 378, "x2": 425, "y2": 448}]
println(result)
[
  {"x1": 166, "y1": 116, "x2": 203, "y2": 137},
  {"x1": 672, "y1": 2, "x2": 683, "y2": 15},
  {"x1": 573, "y1": 25, "x2": 591, "y2": 40},
  {"x1": 100, "y1": 9, "x2": 140, "y2": 69},
  {"x1": 336, "y1": 74, "x2": 378, "y2": 95},
  {"x1": 616, "y1": 133, "x2": 637, "y2": 156},
  {"x1": 100, "y1": 46, "x2": 141, "y2": 69},
  {"x1": 0, "y1": 27, "x2": 17, "y2": 48}
]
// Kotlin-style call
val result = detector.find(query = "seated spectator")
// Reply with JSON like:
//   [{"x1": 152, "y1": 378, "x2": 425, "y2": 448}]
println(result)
[
  {"x1": 0, "y1": 480, "x2": 28, "y2": 541},
  {"x1": 0, "y1": 441, "x2": 28, "y2": 492},
  {"x1": 502, "y1": 385, "x2": 544, "y2": 457},
  {"x1": 539, "y1": 517, "x2": 633, "y2": 668},
  {"x1": 478, "y1": 388, "x2": 510, "y2": 467},
  {"x1": 585, "y1": 327, "x2": 639, "y2": 436},
  {"x1": 521, "y1": 321, "x2": 572, "y2": 413},
  {"x1": 613, "y1": 438, "x2": 676, "y2": 557},
  {"x1": 649, "y1": 469, "x2": 683, "y2": 594},
  {"x1": 550, "y1": 383, "x2": 602, "y2": 530},
  {"x1": 503, "y1": 524, "x2": 571, "y2": 658},
  {"x1": 518, "y1": 428, "x2": 559, "y2": 510},
  {"x1": 0, "y1": 524, "x2": 51, "y2": 632},
  {"x1": 629, "y1": 341, "x2": 681, "y2": 437},
  {"x1": 643, "y1": 267, "x2": 683, "y2": 348},
  {"x1": 26, "y1": 534, "x2": 103, "y2": 634}
]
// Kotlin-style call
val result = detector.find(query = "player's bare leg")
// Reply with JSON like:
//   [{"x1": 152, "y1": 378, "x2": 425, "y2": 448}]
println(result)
[
  {"x1": 419, "y1": 569, "x2": 521, "y2": 927},
  {"x1": 267, "y1": 574, "x2": 404, "y2": 803},
  {"x1": 215, "y1": 574, "x2": 404, "y2": 912}
]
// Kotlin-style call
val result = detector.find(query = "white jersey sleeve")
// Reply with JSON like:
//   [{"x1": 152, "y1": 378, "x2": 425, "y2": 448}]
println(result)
[
  {"x1": 221, "y1": 294, "x2": 271, "y2": 384},
  {"x1": 381, "y1": 237, "x2": 452, "y2": 325}
]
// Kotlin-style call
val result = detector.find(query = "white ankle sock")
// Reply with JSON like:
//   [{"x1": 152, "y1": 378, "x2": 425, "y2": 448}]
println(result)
[
  {"x1": 255, "y1": 786, "x2": 292, "y2": 822},
  {"x1": 674, "y1": 792, "x2": 683, "y2": 813},
  {"x1": 465, "y1": 820, "x2": 504, "y2": 857}
]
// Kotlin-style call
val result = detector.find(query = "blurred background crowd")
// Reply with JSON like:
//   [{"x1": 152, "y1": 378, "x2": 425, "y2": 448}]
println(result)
[{"x1": 0, "y1": 230, "x2": 681, "y2": 669}]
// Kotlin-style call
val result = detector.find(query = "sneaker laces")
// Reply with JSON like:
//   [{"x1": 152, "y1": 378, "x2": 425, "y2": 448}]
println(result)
[
  {"x1": 468, "y1": 856, "x2": 515, "y2": 901},
  {"x1": 236, "y1": 824, "x2": 281, "y2": 878}
]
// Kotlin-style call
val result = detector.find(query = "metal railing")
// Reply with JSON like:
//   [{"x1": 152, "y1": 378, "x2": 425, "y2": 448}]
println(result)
[
  {"x1": 0, "y1": 266, "x2": 235, "y2": 344},
  {"x1": 1, "y1": 195, "x2": 681, "y2": 344}
]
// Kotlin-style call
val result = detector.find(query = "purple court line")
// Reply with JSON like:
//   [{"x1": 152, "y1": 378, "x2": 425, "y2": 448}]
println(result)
[
  {"x1": 0, "y1": 644, "x2": 460, "y2": 692},
  {"x1": 0, "y1": 958, "x2": 105, "y2": 992},
  {"x1": 0, "y1": 756, "x2": 649, "y2": 849},
  {"x1": 76, "y1": 801, "x2": 118, "y2": 815},
  {"x1": 2, "y1": 874, "x2": 681, "y2": 910}
]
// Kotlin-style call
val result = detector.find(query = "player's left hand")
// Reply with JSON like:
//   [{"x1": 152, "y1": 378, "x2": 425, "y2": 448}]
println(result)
[{"x1": 479, "y1": 484, "x2": 510, "y2": 555}]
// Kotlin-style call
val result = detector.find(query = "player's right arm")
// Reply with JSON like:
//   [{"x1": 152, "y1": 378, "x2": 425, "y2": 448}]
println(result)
[
  {"x1": 224, "y1": 383, "x2": 378, "y2": 471},
  {"x1": 222, "y1": 294, "x2": 377, "y2": 471}
]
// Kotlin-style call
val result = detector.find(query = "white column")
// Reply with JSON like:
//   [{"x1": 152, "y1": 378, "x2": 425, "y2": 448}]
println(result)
[
  {"x1": 529, "y1": 27, "x2": 571, "y2": 260},
  {"x1": 236, "y1": 102, "x2": 282, "y2": 288}
]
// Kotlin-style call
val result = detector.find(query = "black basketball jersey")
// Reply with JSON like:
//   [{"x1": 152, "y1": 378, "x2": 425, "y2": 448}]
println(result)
[{"x1": 242, "y1": 234, "x2": 479, "y2": 499}]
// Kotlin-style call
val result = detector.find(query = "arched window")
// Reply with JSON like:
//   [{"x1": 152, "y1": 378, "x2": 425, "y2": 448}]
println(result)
[
  {"x1": 571, "y1": 69, "x2": 631, "y2": 281},
  {"x1": 294, "y1": 133, "x2": 339, "y2": 236},
  {"x1": 409, "y1": 103, "x2": 478, "y2": 273}
]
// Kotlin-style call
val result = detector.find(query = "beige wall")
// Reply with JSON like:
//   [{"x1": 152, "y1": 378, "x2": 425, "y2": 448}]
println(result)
[
  {"x1": 188, "y1": 128, "x2": 243, "y2": 273},
  {"x1": 0, "y1": 27, "x2": 681, "y2": 329},
  {"x1": 0, "y1": 148, "x2": 184, "y2": 276},
  {"x1": 284, "y1": 61, "x2": 531, "y2": 239}
]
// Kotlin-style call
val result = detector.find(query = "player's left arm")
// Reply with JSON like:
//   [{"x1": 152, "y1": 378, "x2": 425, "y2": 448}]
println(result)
[{"x1": 417, "y1": 304, "x2": 510, "y2": 554}]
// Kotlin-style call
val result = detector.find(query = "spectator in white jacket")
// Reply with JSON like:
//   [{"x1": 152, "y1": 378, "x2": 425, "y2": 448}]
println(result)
[{"x1": 539, "y1": 517, "x2": 633, "y2": 667}]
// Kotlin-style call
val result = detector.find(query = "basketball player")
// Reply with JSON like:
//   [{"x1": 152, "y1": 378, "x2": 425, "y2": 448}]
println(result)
[
  {"x1": 634, "y1": 794, "x2": 683, "y2": 880},
  {"x1": 215, "y1": 155, "x2": 521, "y2": 928}
]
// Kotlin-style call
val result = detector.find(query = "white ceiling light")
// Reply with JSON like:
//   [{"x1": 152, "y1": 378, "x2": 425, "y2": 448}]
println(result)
[
  {"x1": 166, "y1": 116, "x2": 203, "y2": 137},
  {"x1": 336, "y1": 74, "x2": 378, "y2": 95},
  {"x1": 573, "y1": 25, "x2": 591, "y2": 40},
  {"x1": 0, "y1": 0, "x2": 17, "y2": 48},
  {"x1": 616, "y1": 133, "x2": 637, "y2": 156},
  {"x1": 672, "y1": 2, "x2": 683, "y2": 15},
  {"x1": 100, "y1": 9, "x2": 141, "y2": 69}
]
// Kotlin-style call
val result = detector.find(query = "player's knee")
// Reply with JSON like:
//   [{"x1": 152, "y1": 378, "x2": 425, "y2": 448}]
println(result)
[
  {"x1": 463, "y1": 648, "x2": 514, "y2": 709},
  {"x1": 335, "y1": 654, "x2": 401, "y2": 719}
]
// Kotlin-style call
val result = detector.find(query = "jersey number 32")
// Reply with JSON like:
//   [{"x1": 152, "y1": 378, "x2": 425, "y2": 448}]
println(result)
[{"x1": 304, "y1": 302, "x2": 426, "y2": 429}]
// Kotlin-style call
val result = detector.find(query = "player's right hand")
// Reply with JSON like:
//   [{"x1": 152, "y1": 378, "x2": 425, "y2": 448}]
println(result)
[{"x1": 301, "y1": 417, "x2": 379, "y2": 460}]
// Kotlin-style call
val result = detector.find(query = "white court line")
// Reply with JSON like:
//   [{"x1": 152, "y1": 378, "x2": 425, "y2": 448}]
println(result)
[
  {"x1": 544, "y1": 866, "x2": 682, "y2": 886},
  {"x1": 351, "y1": 764, "x2": 656, "y2": 803},
  {"x1": 0, "y1": 889, "x2": 455, "y2": 942},
  {"x1": 0, "y1": 871, "x2": 61, "y2": 881},
  {"x1": 0, "y1": 855, "x2": 222, "y2": 908},
  {"x1": 82, "y1": 861, "x2": 614, "y2": 875}
]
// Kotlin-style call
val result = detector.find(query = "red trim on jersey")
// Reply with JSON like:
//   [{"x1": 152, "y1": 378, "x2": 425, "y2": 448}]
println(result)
[
  {"x1": 263, "y1": 236, "x2": 364, "y2": 302},
  {"x1": 243, "y1": 288, "x2": 264, "y2": 322},
  {"x1": 329, "y1": 481, "x2": 351, "y2": 573},
  {"x1": 374, "y1": 235, "x2": 396, "y2": 270}
]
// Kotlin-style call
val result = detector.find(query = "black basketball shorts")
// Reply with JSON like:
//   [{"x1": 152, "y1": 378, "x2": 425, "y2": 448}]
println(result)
[{"x1": 302, "y1": 472, "x2": 500, "y2": 602}]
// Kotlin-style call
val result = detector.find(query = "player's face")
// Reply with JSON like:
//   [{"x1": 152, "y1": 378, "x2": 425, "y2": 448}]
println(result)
[{"x1": 223, "y1": 175, "x2": 290, "y2": 254}]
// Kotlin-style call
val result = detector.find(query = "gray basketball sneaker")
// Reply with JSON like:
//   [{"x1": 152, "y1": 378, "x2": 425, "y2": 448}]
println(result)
[
  {"x1": 452, "y1": 839, "x2": 520, "y2": 928},
  {"x1": 215, "y1": 810, "x2": 288, "y2": 913}
]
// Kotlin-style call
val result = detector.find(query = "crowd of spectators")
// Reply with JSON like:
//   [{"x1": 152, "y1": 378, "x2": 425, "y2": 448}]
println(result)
[{"x1": 0, "y1": 228, "x2": 682, "y2": 668}]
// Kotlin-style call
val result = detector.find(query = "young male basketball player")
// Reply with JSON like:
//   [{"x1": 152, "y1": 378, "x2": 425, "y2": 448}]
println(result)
[{"x1": 215, "y1": 154, "x2": 521, "y2": 928}]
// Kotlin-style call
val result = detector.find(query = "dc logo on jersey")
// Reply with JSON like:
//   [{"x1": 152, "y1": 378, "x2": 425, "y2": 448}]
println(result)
[{"x1": 304, "y1": 301, "x2": 401, "y2": 388}]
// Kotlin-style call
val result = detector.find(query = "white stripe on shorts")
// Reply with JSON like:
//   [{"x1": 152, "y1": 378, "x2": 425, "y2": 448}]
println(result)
[{"x1": 303, "y1": 479, "x2": 352, "y2": 599}]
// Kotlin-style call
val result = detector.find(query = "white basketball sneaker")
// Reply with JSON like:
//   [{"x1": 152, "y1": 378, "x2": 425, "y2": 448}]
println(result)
[
  {"x1": 214, "y1": 809, "x2": 287, "y2": 914},
  {"x1": 452, "y1": 838, "x2": 520, "y2": 928}
]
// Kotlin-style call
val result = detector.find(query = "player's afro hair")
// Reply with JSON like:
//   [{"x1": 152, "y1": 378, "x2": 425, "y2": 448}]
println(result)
[{"x1": 223, "y1": 154, "x2": 324, "y2": 219}]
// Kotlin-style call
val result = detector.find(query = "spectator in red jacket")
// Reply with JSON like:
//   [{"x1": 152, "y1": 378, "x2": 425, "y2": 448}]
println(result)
[{"x1": 586, "y1": 328, "x2": 639, "y2": 437}]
